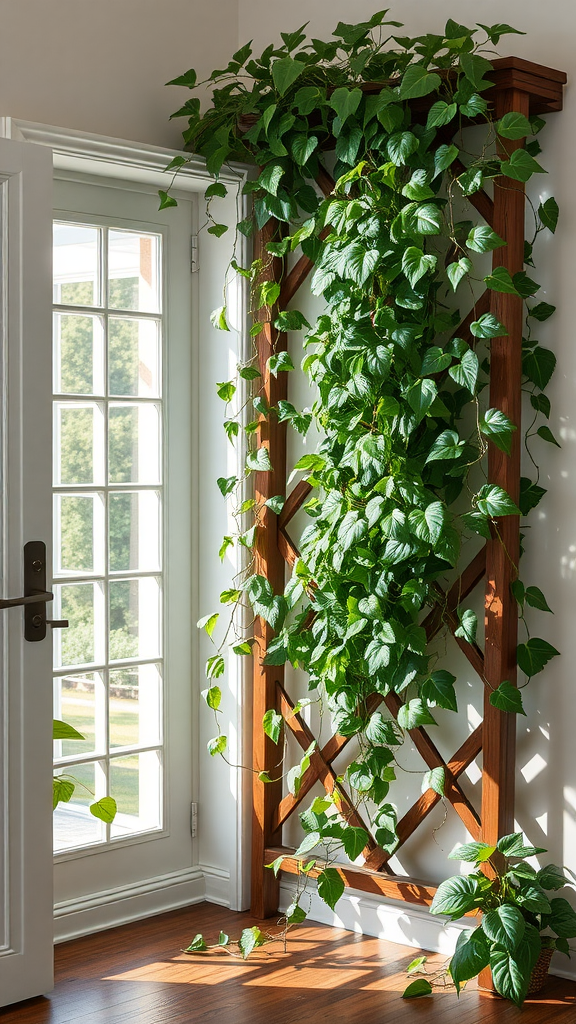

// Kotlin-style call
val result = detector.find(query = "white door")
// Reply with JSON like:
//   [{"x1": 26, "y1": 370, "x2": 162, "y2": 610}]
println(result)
[
  {"x1": 50, "y1": 176, "x2": 195, "y2": 912},
  {"x1": 0, "y1": 139, "x2": 54, "y2": 1004}
]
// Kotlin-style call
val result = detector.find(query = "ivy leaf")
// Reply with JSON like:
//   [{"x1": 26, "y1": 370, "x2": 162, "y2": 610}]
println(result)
[
  {"x1": 523, "y1": 346, "x2": 556, "y2": 389},
  {"x1": 211, "y1": 307, "x2": 230, "y2": 332},
  {"x1": 422, "y1": 767, "x2": 445, "y2": 796},
  {"x1": 421, "y1": 670, "x2": 458, "y2": 712},
  {"x1": 317, "y1": 868, "x2": 345, "y2": 910},
  {"x1": 90, "y1": 797, "x2": 117, "y2": 823},
  {"x1": 537, "y1": 425, "x2": 561, "y2": 448},
  {"x1": 501, "y1": 149, "x2": 547, "y2": 182},
  {"x1": 265, "y1": 495, "x2": 285, "y2": 514},
  {"x1": 539, "y1": 196, "x2": 559, "y2": 233},
  {"x1": 274, "y1": 310, "x2": 309, "y2": 332},
  {"x1": 425, "y1": 429, "x2": 464, "y2": 462},
  {"x1": 490, "y1": 680, "x2": 526, "y2": 715},
  {"x1": 433, "y1": 143, "x2": 458, "y2": 178},
  {"x1": 529, "y1": 301, "x2": 556, "y2": 322},
  {"x1": 268, "y1": 352, "x2": 295, "y2": 376},
  {"x1": 549, "y1": 898, "x2": 576, "y2": 938},
  {"x1": 197, "y1": 612, "x2": 219, "y2": 637},
  {"x1": 406, "y1": 378, "x2": 437, "y2": 422},
  {"x1": 207, "y1": 735, "x2": 227, "y2": 756},
  {"x1": 53, "y1": 777, "x2": 75, "y2": 809},
  {"x1": 402, "y1": 979, "x2": 432, "y2": 998},
  {"x1": 387, "y1": 131, "x2": 419, "y2": 165},
  {"x1": 476, "y1": 484, "x2": 520, "y2": 517},
  {"x1": 450, "y1": 928, "x2": 490, "y2": 993},
  {"x1": 290, "y1": 134, "x2": 319, "y2": 166},
  {"x1": 479, "y1": 22, "x2": 526, "y2": 44},
  {"x1": 459, "y1": 52, "x2": 493, "y2": 89},
  {"x1": 455, "y1": 608, "x2": 477, "y2": 644},
  {"x1": 158, "y1": 190, "x2": 178, "y2": 210},
  {"x1": 421, "y1": 347, "x2": 451, "y2": 375},
  {"x1": 207, "y1": 223, "x2": 228, "y2": 238},
  {"x1": 342, "y1": 243, "x2": 380, "y2": 286},
  {"x1": 271, "y1": 56, "x2": 305, "y2": 96},
  {"x1": 479, "y1": 408, "x2": 516, "y2": 454},
  {"x1": 517, "y1": 637, "x2": 560, "y2": 677},
  {"x1": 430, "y1": 875, "x2": 480, "y2": 918},
  {"x1": 490, "y1": 947, "x2": 531, "y2": 1007},
  {"x1": 338, "y1": 510, "x2": 367, "y2": 551},
  {"x1": 447, "y1": 257, "x2": 472, "y2": 290},
  {"x1": 470, "y1": 313, "x2": 508, "y2": 338},
  {"x1": 483, "y1": 905, "x2": 525, "y2": 953},
  {"x1": 497, "y1": 111, "x2": 533, "y2": 139},
  {"x1": 466, "y1": 225, "x2": 506, "y2": 252},
  {"x1": 217, "y1": 475, "x2": 237, "y2": 497},
  {"x1": 449, "y1": 842, "x2": 496, "y2": 863},
  {"x1": 401, "y1": 247, "x2": 437, "y2": 288},
  {"x1": 166, "y1": 68, "x2": 197, "y2": 88},
  {"x1": 246, "y1": 447, "x2": 273, "y2": 472},
  {"x1": 262, "y1": 709, "x2": 283, "y2": 744},
  {"x1": 537, "y1": 864, "x2": 568, "y2": 890},
  {"x1": 397, "y1": 698, "x2": 436, "y2": 730},
  {"x1": 426, "y1": 100, "x2": 457, "y2": 129},
  {"x1": 342, "y1": 826, "x2": 369, "y2": 860},
  {"x1": 484, "y1": 266, "x2": 521, "y2": 295},
  {"x1": 202, "y1": 686, "x2": 222, "y2": 710},
  {"x1": 239, "y1": 926, "x2": 267, "y2": 958},
  {"x1": 53, "y1": 719, "x2": 85, "y2": 741},
  {"x1": 525, "y1": 586, "x2": 553, "y2": 613},
  {"x1": 204, "y1": 181, "x2": 227, "y2": 199},
  {"x1": 404, "y1": 202, "x2": 443, "y2": 236},
  {"x1": 449, "y1": 349, "x2": 479, "y2": 393},
  {"x1": 399, "y1": 65, "x2": 441, "y2": 99},
  {"x1": 329, "y1": 86, "x2": 362, "y2": 122}
]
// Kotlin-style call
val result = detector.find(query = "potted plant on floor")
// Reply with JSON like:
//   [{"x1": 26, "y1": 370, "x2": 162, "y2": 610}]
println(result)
[{"x1": 403, "y1": 832, "x2": 576, "y2": 1006}]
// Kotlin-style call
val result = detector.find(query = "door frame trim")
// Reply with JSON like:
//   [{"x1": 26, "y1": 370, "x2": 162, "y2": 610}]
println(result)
[{"x1": 1, "y1": 117, "x2": 253, "y2": 914}]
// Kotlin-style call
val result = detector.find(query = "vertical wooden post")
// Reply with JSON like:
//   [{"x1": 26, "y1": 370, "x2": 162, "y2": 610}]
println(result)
[
  {"x1": 482, "y1": 88, "x2": 529, "y2": 848},
  {"x1": 479, "y1": 88, "x2": 529, "y2": 992},
  {"x1": 251, "y1": 218, "x2": 287, "y2": 918}
]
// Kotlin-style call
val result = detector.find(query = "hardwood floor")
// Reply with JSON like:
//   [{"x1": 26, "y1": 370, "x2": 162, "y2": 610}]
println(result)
[{"x1": 1, "y1": 904, "x2": 575, "y2": 1023}]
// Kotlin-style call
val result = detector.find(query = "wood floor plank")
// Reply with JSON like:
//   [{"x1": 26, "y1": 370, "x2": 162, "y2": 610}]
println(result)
[{"x1": 1, "y1": 904, "x2": 575, "y2": 1023}]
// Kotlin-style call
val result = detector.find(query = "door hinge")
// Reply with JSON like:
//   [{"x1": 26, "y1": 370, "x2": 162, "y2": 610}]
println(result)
[
  {"x1": 190, "y1": 234, "x2": 199, "y2": 273},
  {"x1": 190, "y1": 801, "x2": 198, "y2": 838}
]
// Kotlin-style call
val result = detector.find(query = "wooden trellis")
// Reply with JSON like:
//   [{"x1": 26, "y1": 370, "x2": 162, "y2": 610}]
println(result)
[{"x1": 250, "y1": 58, "x2": 566, "y2": 920}]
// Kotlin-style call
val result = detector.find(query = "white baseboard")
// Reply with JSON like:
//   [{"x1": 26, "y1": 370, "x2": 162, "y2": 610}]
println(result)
[
  {"x1": 278, "y1": 878, "x2": 468, "y2": 957},
  {"x1": 200, "y1": 863, "x2": 231, "y2": 907},
  {"x1": 279, "y1": 879, "x2": 576, "y2": 982},
  {"x1": 54, "y1": 865, "x2": 229, "y2": 943}
]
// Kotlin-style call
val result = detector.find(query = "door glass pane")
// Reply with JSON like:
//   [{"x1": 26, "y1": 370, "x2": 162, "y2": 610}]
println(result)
[
  {"x1": 53, "y1": 672, "x2": 104, "y2": 757},
  {"x1": 108, "y1": 230, "x2": 160, "y2": 313},
  {"x1": 55, "y1": 402, "x2": 105, "y2": 486},
  {"x1": 109, "y1": 577, "x2": 161, "y2": 662},
  {"x1": 53, "y1": 222, "x2": 100, "y2": 306},
  {"x1": 54, "y1": 581, "x2": 105, "y2": 669},
  {"x1": 110, "y1": 751, "x2": 161, "y2": 838},
  {"x1": 109, "y1": 664, "x2": 161, "y2": 749},
  {"x1": 108, "y1": 403, "x2": 161, "y2": 484},
  {"x1": 53, "y1": 763, "x2": 106, "y2": 851},
  {"x1": 53, "y1": 217, "x2": 164, "y2": 854},
  {"x1": 55, "y1": 492, "x2": 106, "y2": 576},
  {"x1": 109, "y1": 317, "x2": 160, "y2": 397},
  {"x1": 54, "y1": 312, "x2": 105, "y2": 395},
  {"x1": 109, "y1": 491, "x2": 161, "y2": 572}
]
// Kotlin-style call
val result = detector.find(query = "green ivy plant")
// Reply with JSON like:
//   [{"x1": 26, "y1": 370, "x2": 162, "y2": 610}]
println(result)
[
  {"x1": 165, "y1": 10, "x2": 561, "y2": 941},
  {"x1": 402, "y1": 833, "x2": 576, "y2": 1006},
  {"x1": 52, "y1": 718, "x2": 117, "y2": 824}
]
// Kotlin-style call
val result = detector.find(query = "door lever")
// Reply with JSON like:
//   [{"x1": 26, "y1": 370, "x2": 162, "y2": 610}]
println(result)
[
  {"x1": 47, "y1": 619, "x2": 69, "y2": 629},
  {"x1": 0, "y1": 541, "x2": 57, "y2": 641}
]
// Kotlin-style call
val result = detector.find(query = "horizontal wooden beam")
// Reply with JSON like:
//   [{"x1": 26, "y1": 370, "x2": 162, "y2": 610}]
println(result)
[{"x1": 265, "y1": 846, "x2": 439, "y2": 906}]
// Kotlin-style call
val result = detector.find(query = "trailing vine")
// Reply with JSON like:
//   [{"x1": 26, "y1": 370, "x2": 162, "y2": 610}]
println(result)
[{"x1": 164, "y1": 10, "x2": 561, "y2": 973}]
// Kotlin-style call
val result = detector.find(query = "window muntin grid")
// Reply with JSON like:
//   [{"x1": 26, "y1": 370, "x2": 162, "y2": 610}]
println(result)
[{"x1": 52, "y1": 221, "x2": 164, "y2": 853}]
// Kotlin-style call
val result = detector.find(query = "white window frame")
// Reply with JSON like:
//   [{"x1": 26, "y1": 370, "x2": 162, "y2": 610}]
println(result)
[{"x1": 0, "y1": 117, "x2": 253, "y2": 920}]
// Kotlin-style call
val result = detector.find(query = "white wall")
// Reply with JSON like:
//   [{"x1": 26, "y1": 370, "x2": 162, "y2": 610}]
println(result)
[{"x1": 0, "y1": 0, "x2": 239, "y2": 148}]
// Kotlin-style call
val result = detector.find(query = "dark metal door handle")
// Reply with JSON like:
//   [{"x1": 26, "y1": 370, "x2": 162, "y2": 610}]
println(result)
[
  {"x1": 47, "y1": 619, "x2": 68, "y2": 629},
  {"x1": 0, "y1": 591, "x2": 53, "y2": 609}
]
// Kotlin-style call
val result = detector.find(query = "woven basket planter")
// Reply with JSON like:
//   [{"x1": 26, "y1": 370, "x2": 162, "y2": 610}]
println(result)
[{"x1": 527, "y1": 947, "x2": 554, "y2": 995}]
